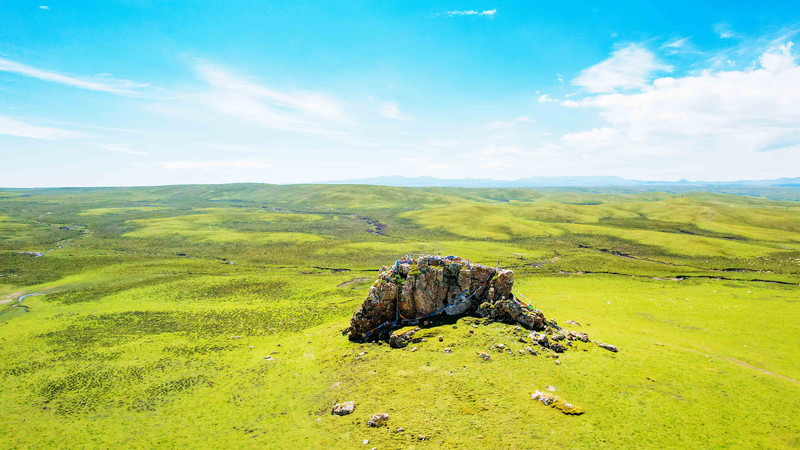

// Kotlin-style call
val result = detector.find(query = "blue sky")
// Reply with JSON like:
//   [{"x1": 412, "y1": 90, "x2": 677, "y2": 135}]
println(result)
[{"x1": 1, "y1": 1, "x2": 800, "y2": 187}]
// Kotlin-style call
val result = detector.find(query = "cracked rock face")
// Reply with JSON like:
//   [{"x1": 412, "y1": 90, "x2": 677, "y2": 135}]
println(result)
[{"x1": 347, "y1": 255, "x2": 548, "y2": 341}]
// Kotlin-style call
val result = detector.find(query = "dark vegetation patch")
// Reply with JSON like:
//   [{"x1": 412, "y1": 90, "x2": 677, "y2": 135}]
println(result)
[{"x1": 40, "y1": 305, "x2": 349, "y2": 351}]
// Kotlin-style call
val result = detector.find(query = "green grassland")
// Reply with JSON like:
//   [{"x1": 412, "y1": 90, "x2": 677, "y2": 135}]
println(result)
[{"x1": 0, "y1": 184, "x2": 799, "y2": 448}]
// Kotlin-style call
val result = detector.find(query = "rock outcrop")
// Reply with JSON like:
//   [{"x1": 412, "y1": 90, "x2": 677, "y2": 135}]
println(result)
[{"x1": 347, "y1": 255, "x2": 549, "y2": 341}]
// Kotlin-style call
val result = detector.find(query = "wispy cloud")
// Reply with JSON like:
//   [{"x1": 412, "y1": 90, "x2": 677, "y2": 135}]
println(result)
[
  {"x1": 573, "y1": 43, "x2": 671, "y2": 93},
  {"x1": 440, "y1": 9, "x2": 496, "y2": 17},
  {"x1": 161, "y1": 159, "x2": 270, "y2": 170},
  {"x1": 714, "y1": 22, "x2": 736, "y2": 39},
  {"x1": 39, "y1": 5, "x2": 49, "y2": 10},
  {"x1": 0, "y1": 116, "x2": 89, "y2": 140},
  {"x1": 0, "y1": 57, "x2": 147, "y2": 95},
  {"x1": 378, "y1": 101, "x2": 410, "y2": 121},
  {"x1": 160, "y1": 61, "x2": 352, "y2": 137},
  {"x1": 99, "y1": 144, "x2": 148, "y2": 156},
  {"x1": 485, "y1": 120, "x2": 515, "y2": 130}
]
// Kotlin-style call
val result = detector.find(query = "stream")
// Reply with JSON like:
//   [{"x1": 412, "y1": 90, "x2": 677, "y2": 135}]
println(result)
[{"x1": 0, "y1": 292, "x2": 39, "y2": 322}]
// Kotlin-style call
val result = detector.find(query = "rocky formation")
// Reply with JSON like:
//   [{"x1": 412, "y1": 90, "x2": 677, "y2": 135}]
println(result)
[{"x1": 346, "y1": 255, "x2": 549, "y2": 341}]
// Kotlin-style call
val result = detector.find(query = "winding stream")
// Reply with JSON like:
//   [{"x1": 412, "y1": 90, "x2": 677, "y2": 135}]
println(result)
[{"x1": 0, "y1": 292, "x2": 39, "y2": 322}]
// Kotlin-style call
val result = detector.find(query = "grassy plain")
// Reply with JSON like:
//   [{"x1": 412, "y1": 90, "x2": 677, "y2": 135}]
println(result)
[{"x1": 0, "y1": 184, "x2": 798, "y2": 448}]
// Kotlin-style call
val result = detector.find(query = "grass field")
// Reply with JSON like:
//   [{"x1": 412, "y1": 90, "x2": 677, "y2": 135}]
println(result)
[{"x1": 1, "y1": 184, "x2": 798, "y2": 448}]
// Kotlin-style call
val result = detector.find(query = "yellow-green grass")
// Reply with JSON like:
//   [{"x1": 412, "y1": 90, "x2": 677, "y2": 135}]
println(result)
[
  {"x1": 79, "y1": 206, "x2": 170, "y2": 216},
  {"x1": 403, "y1": 203, "x2": 564, "y2": 240},
  {"x1": 1, "y1": 184, "x2": 799, "y2": 448},
  {"x1": 123, "y1": 210, "x2": 326, "y2": 244}
]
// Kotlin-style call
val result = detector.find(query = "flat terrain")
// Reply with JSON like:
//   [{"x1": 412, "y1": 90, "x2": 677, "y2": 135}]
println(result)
[{"x1": 1, "y1": 184, "x2": 799, "y2": 448}]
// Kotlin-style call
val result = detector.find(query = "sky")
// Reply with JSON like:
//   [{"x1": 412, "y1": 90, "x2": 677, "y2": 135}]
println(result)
[{"x1": 1, "y1": 0, "x2": 800, "y2": 187}]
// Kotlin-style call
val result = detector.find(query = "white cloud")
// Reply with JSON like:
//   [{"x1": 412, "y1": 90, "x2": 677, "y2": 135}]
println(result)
[
  {"x1": 39, "y1": 5, "x2": 49, "y2": 10},
  {"x1": 572, "y1": 44, "x2": 672, "y2": 93},
  {"x1": 0, "y1": 57, "x2": 146, "y2": 95},
  {"x1": 99, "y1": 144, "x2": 148, "y2": 156},
  {"x1": 0, "y1": 116, "x2": 88, "y2": 140},
  {"x1": 161, "y1": 160, "x2": 270, "y2": 170},
  {"x1": 560, "y1": 41, "x2": 800, "y2": 159},
  {"x1": 378, "y1": 101, "x2": 410, "y2": 121},
  {"x1": 442, "y1": 9, "x2": 496, "y2": 17},
  {"x1": 537, "y1": 94, "x2": 558, "y2": 103},
  {"x1": 714, "y1": 22, "x2": 735, "y2": 39},
  {"x1": 515, "y1": 116, "x2": 533, "y2": 122}
]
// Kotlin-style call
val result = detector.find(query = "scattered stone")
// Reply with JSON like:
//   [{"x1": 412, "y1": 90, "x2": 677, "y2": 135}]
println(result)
[
  {"x1": 536, "y1": 334, "x2": 549, "y2": 346},
  {"x1": 389, "y1": 327, "x2": 419, "y2": 348},
  {"x1": 552, "y1": 334, "x2": 565, "y2": 341},
  {"x1": 469, "y1": 330, "x2": 474, "y2": 335},
  {"x1": 524, "y1": 346, "x2": 538, "y2": 356},
  {"x1": 331, "y1": 401, "x2": 356, "y2": 416},
  {"x1": 532, "y1": 390, "x2": 584, "y2": 415},
  {"x1": 418, "y1": 435, "x2": 428, "y2": 441},
  {"x1": 496, "y1": 343, "x2": 505, "y2": 349},
  {"x1": 477, "y1": 352, "x2": 491, "y2": 361},
  {"x1": 367, "y1": 413, "x2": 389, "y2": 427},
  {"x1": 518, "y1": 336, "x2": 528, "y2": 343},
  {"x1": 532, "y1": 390, "x2": 556, "y2": 405},
  {"x1": 232, "y1": 335, "x2": 242, "y2": 339},
  {"x1": 249, "y1": 346, "x2": 254, "y2": 349},
  {"x1": 362, "y1": 439, "x2": 369, "y2": 445},
  {"x1": 438, "y1": 335, "x2": 444, "y2": 342},
  {"x1": 597, "y1": 343, "x2": 618, "y2": 352},
  {"x1": 264, "y1": 356, "x2": 275, "y2": 361},
  {"x1": 547, "y1": 386, "x2": 556, "y2": 392},
  {"x1": 550, "y1": 342, "x2": 565, "y2": 353},
  {"x1": 395, "y1": 427, "x2": 404, "y2": 433},
  {"x1": 443, "y1": 348, "x2": 452, "y2": 353},
  {"x1": 409, "y1": 347, "x2": 418, "y2": 352},
  {"x1": 564, "y1": 320, "x2": 581, "y2": 327},
  {"x1": 565, "y1": 330, "x2": 589, "y2": 342}
]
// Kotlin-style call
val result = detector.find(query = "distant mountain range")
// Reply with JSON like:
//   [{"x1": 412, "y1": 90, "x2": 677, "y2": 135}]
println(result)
[{"x1": 322, "y1": 175, "x2": 800, "y2": 188}]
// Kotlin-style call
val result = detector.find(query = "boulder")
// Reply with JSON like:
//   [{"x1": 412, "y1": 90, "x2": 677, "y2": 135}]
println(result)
[
  {"x1": 367, "y1": 413, "x2": 389, "y2": 427},
  {"x1": 331, "y1": 401, "x2": 355, "y2": 416}
]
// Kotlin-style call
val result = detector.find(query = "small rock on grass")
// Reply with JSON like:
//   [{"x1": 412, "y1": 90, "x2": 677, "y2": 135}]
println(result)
[
  {"x1": 532, "y1": 390, "x2": 584, "y2": 415},
  {"x1": 550, "y1": 342, "x2": 565, "y2": 353},
  {"x1": 367, "y1": 413, "x2": 389, "y2": 427},
  {"x1": 477, "y1": 352, "x2": 491, "y2": 361},
  {"x1": 331, "y1": 401, "x2": 356, "y2": 416},
  {"x1": 597, "y1": 343, "x2": 618, "y2": 352}
]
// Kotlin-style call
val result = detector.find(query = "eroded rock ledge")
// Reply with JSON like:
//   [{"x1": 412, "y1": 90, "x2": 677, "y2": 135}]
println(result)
[{"x1": 347, "y1": 255, "x2": 556, "y2": 341}]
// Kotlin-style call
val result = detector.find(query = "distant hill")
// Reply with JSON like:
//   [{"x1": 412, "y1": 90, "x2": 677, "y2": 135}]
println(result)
[{"x1": 323, "y1": 175, "x2": 800, "y2": 188}]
